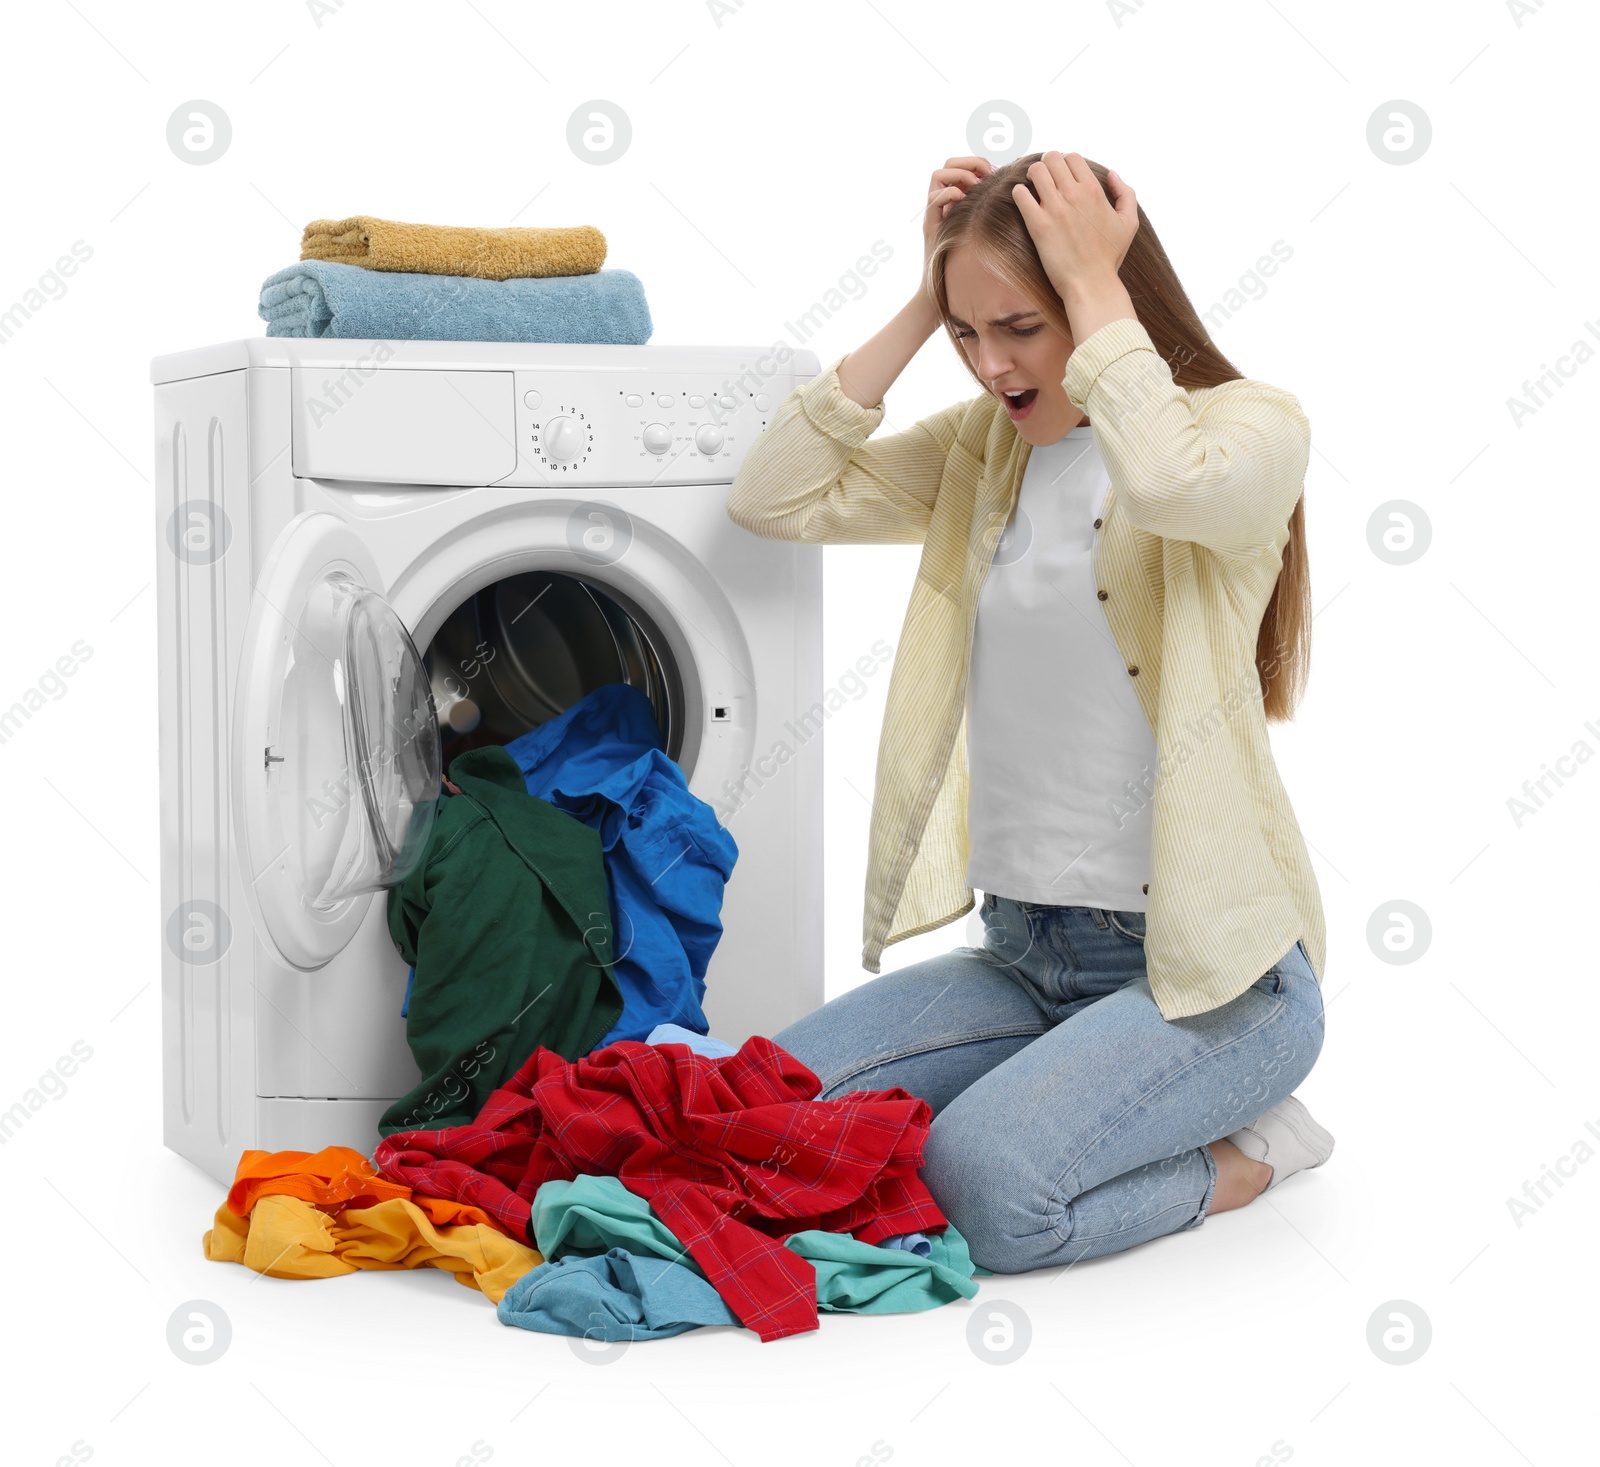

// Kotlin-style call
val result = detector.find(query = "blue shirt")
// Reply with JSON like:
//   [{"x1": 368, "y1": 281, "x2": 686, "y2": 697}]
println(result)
[{"x1": 505, "y1": 683, "x2": 739, "y2": 1044}]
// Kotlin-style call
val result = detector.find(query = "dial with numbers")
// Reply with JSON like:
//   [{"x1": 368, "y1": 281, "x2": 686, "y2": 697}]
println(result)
[{"x1": 531, "y1": 405, "x2": 592, "y2": 469}]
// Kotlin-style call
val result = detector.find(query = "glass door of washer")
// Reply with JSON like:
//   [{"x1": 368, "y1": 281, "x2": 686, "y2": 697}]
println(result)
[{"x1": 234, "y1": 511, "x2": 439, "y2": 970}]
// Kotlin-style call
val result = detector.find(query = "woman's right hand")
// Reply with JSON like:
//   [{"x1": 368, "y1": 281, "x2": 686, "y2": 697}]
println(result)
[
  {"x1": 922, "y1": 156, "x2": 993, "y2": 276},
  {"x1": 827, "y1": 161, "x2": 996, "y2": 412}
]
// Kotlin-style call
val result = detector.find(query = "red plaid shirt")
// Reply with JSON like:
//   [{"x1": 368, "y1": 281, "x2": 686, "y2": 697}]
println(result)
[{"x1": 374, "y1": 1036, "x2": 947, "y2": 1341}]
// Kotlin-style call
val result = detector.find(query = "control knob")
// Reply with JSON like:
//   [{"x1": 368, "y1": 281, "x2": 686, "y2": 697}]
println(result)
[{"x1": 543, "y1": 415, "x2": 585, "y2": 461}]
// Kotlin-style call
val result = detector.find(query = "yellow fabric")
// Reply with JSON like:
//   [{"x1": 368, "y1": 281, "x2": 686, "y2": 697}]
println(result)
[
  {"x1": 726, "y1": 316, "x2": 1325, "y2": 1020},
  {"x1": 203, "y1": 1194, "x2": 540, "y2": 1303},
  {"x1": 299, "y1": 216, "x2": 606, "y2": 280}
]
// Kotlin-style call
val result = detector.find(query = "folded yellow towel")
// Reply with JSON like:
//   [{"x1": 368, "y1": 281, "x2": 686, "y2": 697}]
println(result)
[{"x1": 300, "y1": 216, "x2": 607, "y2": 280}]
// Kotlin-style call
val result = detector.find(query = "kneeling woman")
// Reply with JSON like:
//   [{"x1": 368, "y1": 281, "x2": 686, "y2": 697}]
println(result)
[{"x1": 726, "y1": 151, "x2": 1333, "y2": 1273}]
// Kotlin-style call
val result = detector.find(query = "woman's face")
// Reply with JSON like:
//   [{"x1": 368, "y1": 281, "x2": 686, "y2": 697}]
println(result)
[{"x1": 944, "y1": 246, "x2": 1085, "y2": 446}]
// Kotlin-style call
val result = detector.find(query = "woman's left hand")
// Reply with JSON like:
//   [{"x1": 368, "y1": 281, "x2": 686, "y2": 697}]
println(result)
[{"x1": 1013, "y1": 152, "x2": 1139, "y2": 301}]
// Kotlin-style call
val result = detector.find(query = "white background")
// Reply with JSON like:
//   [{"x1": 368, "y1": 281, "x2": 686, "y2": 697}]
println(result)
[{"x1": 2, "y1": 0, "x2": 1596, "y2": 1462}]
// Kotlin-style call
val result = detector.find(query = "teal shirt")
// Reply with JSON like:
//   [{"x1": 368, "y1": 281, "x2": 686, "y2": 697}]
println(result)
[
  {"x1": 528, "y1": 1174, "x2": 980, "y2": 1314},
  {"x1": 380, "y1": 745, "x2": 624, "y2": 1136}
]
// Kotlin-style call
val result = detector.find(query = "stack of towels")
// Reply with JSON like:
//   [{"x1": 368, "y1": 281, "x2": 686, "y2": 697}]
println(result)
[{"x1": 258, "y1": 215, "x2": 652, "y2": 344}]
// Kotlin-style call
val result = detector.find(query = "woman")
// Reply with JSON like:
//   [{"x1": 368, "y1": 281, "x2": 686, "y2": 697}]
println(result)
[{"x1": 725, "y1": 152, "x2": 1333, "y2": 1274}]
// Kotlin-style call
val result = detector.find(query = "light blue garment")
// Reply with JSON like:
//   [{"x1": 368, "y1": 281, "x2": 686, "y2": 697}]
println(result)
[
  {"x1": 879, "y1": 1232, "x2": 931, "y2": 1256},
  {"x1": 258, "y1": 260, "x2": 653, "y2": 343},
  {"x1": 497, "y1": 1248, "x2": 735, "y2": 1340},
  {"x1": 529, "y1": 1175, "x2": 978, "y2": 1323},
  {"x1": 771, "y1": 896, "x2": 1326, "y2": 1274},
  {"x1": 645, "y1": 1023, "x2": 737, "y2": 1058},
  {"x1": 505, "y1": 683, "x2": 738, "y2": 1045}
]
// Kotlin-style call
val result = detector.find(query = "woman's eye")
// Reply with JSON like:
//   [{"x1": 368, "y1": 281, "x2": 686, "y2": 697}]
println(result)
[{"x1": 953, "y1": 325, "x2": 1042, "y2": 340}]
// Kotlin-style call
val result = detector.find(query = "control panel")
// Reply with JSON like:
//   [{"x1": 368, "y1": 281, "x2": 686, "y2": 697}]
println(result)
[
  {"x1": 283, "y1": 349, "x2": 814, "y2": 490},
  {"x1": 510, "y1": 371, "x2": 781, "y2": 487}
]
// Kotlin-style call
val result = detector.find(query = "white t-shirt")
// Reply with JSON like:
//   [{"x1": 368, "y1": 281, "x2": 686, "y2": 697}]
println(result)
[{"x1": 964, "y1": 423, "x2": 1158, "y2": 909}]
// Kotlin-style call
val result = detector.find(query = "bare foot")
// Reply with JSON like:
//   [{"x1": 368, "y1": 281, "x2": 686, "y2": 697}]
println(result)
[{"x1": 1205, "y1": 1136, "x2": 1273, "y2": 1214}]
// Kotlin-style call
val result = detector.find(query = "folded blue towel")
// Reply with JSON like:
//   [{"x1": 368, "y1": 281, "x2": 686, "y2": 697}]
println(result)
[{"x1": 257, "y1": 259, "x2": 653, "y2": 343}]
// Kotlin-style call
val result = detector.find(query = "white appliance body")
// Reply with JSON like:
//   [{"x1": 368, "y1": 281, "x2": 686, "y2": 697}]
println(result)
[{"x1": 152, "y1": 338, "x2": 824, "y2": 1185}]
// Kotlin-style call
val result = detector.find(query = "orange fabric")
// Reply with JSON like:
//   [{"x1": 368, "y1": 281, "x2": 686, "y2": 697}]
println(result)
[
  {"x1": 226, "y1": 1147, "x2": 410, "y2": 1215},
  {"x1": 409, "y1": 1192, "x2": 498, "y2": 1229},
  {"x1": 223, "y1": 1146, "x2": 506, "y2": 1234}
]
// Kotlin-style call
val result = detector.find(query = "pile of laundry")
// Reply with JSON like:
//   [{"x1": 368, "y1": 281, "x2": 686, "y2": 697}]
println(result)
[
  {"x1": 206, "y1": 1040, "x2": 979, "y2": 1343},
  {"x1": 202, "y1": 682, "x2": 983, "y2": 1342},
  {"x1": 258, "y1": 214, "x2": 651, "y2": 343}
]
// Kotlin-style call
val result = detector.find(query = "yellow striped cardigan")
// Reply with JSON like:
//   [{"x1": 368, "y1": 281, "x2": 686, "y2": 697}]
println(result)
[{"x1": 726, "y1": 315, "x2": 1325, "y2": 1020}]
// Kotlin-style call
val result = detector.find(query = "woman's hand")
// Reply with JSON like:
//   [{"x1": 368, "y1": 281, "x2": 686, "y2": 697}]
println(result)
[
  {"x1": 922, "y1": 156, "x2": 992, "y2": 277},
  {"x1": 835, "y1": 161, "x2": 990, "y2": 408},
  {"x1": 1014, "y1": 151, "x2": 1138, "y2": 298}
]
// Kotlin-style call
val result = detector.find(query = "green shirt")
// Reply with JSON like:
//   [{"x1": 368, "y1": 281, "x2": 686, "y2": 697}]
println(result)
[{"x1": 379, "y1": 744, "x2": 623, "y2": 1136}]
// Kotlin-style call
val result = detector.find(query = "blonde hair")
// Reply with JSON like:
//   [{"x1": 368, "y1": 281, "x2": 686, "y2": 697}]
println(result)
[{"x1": 925, "y1": 153, "x2": 1310, "y2": 722}]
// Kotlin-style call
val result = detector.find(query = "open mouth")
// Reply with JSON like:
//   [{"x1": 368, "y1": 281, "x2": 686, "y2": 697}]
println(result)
[{"x1": 1000, "y1": 387, "x2": 1038, "y2": 418}]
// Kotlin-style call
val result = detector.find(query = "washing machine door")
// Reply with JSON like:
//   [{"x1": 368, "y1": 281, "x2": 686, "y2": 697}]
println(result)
[{"x1": 234, "y1": 511, "x2": 440, "y2": 970}]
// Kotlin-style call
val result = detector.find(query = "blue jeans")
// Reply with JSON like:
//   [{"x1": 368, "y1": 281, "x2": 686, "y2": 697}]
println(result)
[{"x1": 770, "y1": 894, "x2": 1326, "y2": 1274}]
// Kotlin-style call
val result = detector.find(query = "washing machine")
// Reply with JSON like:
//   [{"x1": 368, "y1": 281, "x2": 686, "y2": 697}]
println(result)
[{"x1": 151, "y1": 337, "x2": 824, "y2": 1185}]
